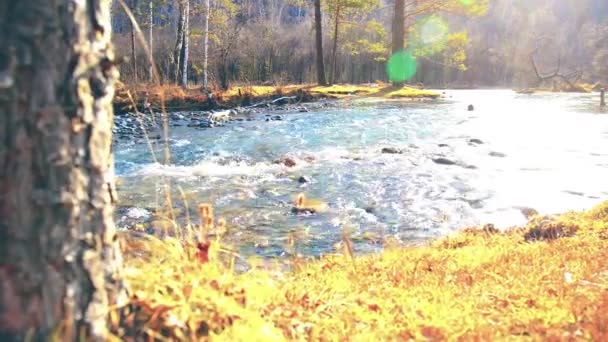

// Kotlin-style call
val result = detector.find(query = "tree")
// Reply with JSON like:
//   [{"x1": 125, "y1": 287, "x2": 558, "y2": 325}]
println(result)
[
  {"x1": 0, "y1": 0, "x2": 125, "y2": 340},
  {"x1": 174, "y1": 0, "x2": 186, "y2": 84},
  {"x1": 389, "y1": 0, "x2": 487, "y2": 85},
  {"x1": 181, "y1": 0, "x2": 191, "y2": 87},
  {"x1": 202, "y1": 0, "x2": 211, "y2": 89},
  {"x1": 314, "y1": 0, "x2": 328, "y2": 85},
  {"x1": 392, "y1": 0, "x2": 406, "y2": 55},
  {"x1": 131, "y1": 0, "x2": 141, "y2": 83},
  {"x1": 149, "y1": 0, "x2": 155, "y2": 82},
  {"x1": 326, "y1": 0, "x2": 380, "y2": 84}
]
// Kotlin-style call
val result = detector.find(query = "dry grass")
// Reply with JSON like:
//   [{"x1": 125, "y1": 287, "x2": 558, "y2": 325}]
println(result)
[
  {"x1": 111, "y1": 201, "x2": 608, "y2": 341},
  {"x1": 114, "y1": 83, "x2": 441, "y2": 112},
  {"x1": 309, "y1": 84, "x2": 440, "y2": 99}
]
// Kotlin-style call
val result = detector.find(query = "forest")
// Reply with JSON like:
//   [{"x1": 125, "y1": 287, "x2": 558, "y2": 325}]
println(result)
[
  {"x1": 1, "y1": 0, "x2": 608, "y2": 341},
  {"x1": 112, "y1": 0, "x2": 608, "y2": 89}
]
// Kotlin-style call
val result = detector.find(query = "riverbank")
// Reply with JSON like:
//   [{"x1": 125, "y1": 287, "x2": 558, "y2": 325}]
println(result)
[
  {"x1": 113, "y1": 83, "x2": 440, "y2": 114},
  {"x1": 112, "y1": 201, "x2": 608, "y2": 340}
]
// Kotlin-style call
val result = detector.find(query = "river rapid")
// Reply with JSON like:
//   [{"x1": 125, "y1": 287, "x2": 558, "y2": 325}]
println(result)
[{"x1": 114, "y1": 90, "x2": 608, "y2": 257}]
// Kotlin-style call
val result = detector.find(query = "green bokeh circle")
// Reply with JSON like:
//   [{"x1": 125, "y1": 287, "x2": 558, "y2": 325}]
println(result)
[{"x1": 386, "y1": 50, "x2": 418, "y2": 83}]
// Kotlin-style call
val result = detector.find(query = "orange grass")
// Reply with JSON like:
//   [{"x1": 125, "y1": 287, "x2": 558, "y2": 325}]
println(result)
[
  {"x1": 114, "y1": 83, "x2": 440, "y2": 112},
  {"x1": 112, "y1": 202, "x2": 608, "y2": 341}
]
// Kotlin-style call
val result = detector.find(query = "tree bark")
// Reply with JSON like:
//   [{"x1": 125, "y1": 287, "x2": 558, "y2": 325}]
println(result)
[
  {"x1": 149, "y1": 0, "x2": 154, "y2": 82},
  {"x1": 130, "y1": 0, "x2": 140, "y2": 83},
  {"x1": 392, "y1": 0, "x2": 405, "y2": 86},
  {"x1": 202, "y1": 0, "x2": 211, "y2": 89},
  {"x1": 0, "y1": 0, "x2": 125, "y2": 340},
  {"x1": 180, "y1": 0, "x2": 190, "y2": 87},
  {"x1": 174, "y1": 0, "x2": 186, "y2": 84},
  {"x1": 330, "y1": 6, "x2": 341, "y2": 85},
  {"x1": 314, "y1": 0, "x2": 327, "y2": 86}
]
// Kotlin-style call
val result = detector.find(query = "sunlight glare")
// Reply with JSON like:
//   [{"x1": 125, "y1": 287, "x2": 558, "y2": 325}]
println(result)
[{"x1": 419, "y1": 16, "x2": 449, "y2": 45}]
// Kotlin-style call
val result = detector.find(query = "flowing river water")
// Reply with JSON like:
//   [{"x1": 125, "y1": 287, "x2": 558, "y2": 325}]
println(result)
[{"x1": 114, "y1": 90, "x2": 608, "y2": 257}]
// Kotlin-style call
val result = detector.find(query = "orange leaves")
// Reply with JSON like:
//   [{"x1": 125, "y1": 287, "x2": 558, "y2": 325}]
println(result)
[
  {"x1": 420, "y1": 325, "x2": 446, "y2": 341},
  {"x1": 196, "y1": 241, "x2": 211, "y2": 264}
]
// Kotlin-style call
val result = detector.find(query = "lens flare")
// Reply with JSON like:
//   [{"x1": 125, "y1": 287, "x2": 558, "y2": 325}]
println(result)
[
  {"x1": 419, "y1": 16, "x2": 449, "y2": 45},
  {"x1": 386, "y1": 50, "x2": 417, "y2": 83}
]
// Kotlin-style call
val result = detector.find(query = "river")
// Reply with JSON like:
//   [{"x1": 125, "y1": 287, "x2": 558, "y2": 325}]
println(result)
[{"x1": 114, "y1": 90, "x2": 608, "y2": 257}]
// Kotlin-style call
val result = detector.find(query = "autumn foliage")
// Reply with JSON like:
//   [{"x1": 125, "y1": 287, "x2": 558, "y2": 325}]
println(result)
[{"x1": 113, "y1": 201, "x2": 608, "y2": 341}]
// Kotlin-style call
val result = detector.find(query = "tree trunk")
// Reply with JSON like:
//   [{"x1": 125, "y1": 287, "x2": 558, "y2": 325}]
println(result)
[
  {"x1": 392, "y1": 0, "x2": 405, "y2": 86},
  {"x1": 180, "y1": 0, "x2": 190, "y2": 87},
  {"x1": 0, "y1": 1, "x2": 125, "y2": 340},
  {"x1": 314, "y1": 0, "x2": 327, "y2": 86},
  {"x1": 130, "y1": 0, "x2": 140, "y2": 83},
  {"x1": 174, "y1": 1, "x2": 186, "y2": 84},
  {"x1": 202, "y1": 0, "x2": 211, "y2": 89},
  {"x1": 149, "y1": 0, "x2": 154, "y2": 82},
  {"x1": 330, "y1": 6, "x2": 341, "y2": 85}
]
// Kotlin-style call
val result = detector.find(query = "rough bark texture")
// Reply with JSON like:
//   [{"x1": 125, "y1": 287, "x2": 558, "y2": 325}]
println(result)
[
  {"x1": 0, "y1": 0, "x2": 125, "y2": 340},
  {"x1": 314, "y1": 0, "x2": 327, "y2": 86}
]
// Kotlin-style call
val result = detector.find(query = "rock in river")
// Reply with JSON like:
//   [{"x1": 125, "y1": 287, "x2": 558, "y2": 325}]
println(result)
[
  {"x1": 298, "y1": 176, "x2": 310, "y2": 183},
  {"x1": 381, "y1": 147, "x2": 403, "y2": 154},
  {"x1": 274, "y1": 157, "x2": 297, "y2": 168},
  {"x1": 469, "y1": 138, "x2": 484, "y2": 145},
  {"x1": 432, "y1": 157, "x2": 457, "y2": 165},
  {"x1": 489, "y1": 151, "x2": 507, "y2": 158}
]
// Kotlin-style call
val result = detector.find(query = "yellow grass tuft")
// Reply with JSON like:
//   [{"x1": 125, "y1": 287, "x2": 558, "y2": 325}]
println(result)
[
  {"x1": 310, "y1": 84, "x2": 440, "y2": 99},
  {"x1": 114, "y1": 204, "x2": 608, "y2": 340}
]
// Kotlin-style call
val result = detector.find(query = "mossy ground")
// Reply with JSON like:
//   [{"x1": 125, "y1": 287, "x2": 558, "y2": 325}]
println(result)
[{"x1": 111, "y1": 202, "x2": 608, "y2": 341}]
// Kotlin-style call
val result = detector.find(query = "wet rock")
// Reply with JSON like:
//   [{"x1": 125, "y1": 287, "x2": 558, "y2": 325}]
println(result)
[
  {"x1": 299, "y1": 108, "x2": 309, "y2": 113},
  {"x1": 364, "y1": 206, "x2": 375, "y2": 214},
  {"x1": 265, "y1": 115, "x2": 284, "y2": 122},
  {"x1": 433, "y1": 157, "x2": 457, "y2": 165},
  {"x1": 381, "y1": 147, "x2": 403, "y2": 154},
  {"x1": 467, "y1": 104, "x2": 475, "y2": 111},
  {"x1": 298, "y1": 176, "x2": 310, "y2": 183},
  {"x1": 564, "y1": 190, "x2": 585, "y2": 197},
  {"x1": 438, "y1": 143, "x2": 449, "y2": 148},
  {"x1": 518, "y1": 207, "x2": 539, "y2": 219},
  {"x1": 274, "y1": 157, "x2": 297, "y2": 168},
  {"x1": 469, "y1": 138, "x2": 484, "y2": 145},
  {"x1": 489, "y1": 151, "x2": 507, "y2": 158},
  {"x1": 302, "y1": 155, "x2": 316, "y2": 163},
  {"x1": 291, "y1": 207, "x2": 316, "y2": 215}
]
